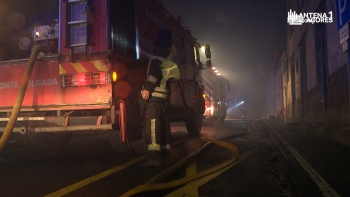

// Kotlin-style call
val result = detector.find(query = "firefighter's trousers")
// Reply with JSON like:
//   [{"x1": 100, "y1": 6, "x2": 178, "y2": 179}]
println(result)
[{"x1": 143, "y1": 97, "x2": 171, "y2": 161}]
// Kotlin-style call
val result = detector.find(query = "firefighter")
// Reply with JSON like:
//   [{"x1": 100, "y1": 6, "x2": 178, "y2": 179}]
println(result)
[{"x1": 139, "y1": 29, "x2": 178, "y2": 167}]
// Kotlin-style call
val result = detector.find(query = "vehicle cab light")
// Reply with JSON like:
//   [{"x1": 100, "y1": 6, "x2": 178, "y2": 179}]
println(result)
[{"x1": 112, "y1": 71, "x2": 117, "y2": 82}]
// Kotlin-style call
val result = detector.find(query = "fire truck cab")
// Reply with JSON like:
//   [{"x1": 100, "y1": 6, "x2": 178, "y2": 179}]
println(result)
[{"x1": 0, "y1": 0, "x2": 206, "y2": 152}]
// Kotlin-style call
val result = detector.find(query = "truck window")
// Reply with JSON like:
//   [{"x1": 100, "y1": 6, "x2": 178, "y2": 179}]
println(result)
[
  {"x1": 0, "y1": 0, "x2": 59, "y2": 61},
  {"x1": 66, "y1": 0, "x2": 91, "y2": 54}
]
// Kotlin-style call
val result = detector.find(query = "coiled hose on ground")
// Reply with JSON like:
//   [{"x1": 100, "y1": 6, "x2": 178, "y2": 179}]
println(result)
[{"x1": 121, "y1": 133, "x2": 244, "y2": 196}]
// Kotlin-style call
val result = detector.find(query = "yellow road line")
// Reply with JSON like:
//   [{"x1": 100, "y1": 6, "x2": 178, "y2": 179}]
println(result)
[
  {"x1": 183, "y1": 161, "x2": 199, "y2": 197},
  {"x1": 166, "y1": 150, "x2": 254, "y2": 197},
  {"x1": 44, "y1": 155, "x2": 146, "y2": 197},
  {"x1": 186, "y1": 161, "x2": 197, "y2": 176}
]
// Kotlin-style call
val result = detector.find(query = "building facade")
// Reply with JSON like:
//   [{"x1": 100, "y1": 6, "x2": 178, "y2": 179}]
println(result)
[{"x1": 267, "y1": 0, "x2": 350, "y2": 144}]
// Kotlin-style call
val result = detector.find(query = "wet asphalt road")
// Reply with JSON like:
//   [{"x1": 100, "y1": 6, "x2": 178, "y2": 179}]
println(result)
[{"x1": 1, "y1": 119, "x2": 349, "y2": 196}]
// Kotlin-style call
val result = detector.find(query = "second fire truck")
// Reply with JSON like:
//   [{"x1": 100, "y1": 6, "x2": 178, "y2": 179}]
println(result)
[{"x1": 201, "y1": 66, "x2": 229, "y2": 122}]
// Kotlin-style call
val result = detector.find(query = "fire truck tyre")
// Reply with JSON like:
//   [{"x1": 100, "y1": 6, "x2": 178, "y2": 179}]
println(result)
[
  {"x1": 108, "y1": 130, "x2": 147, "y2": 153},
  {"x1": 25, "y1": 132, "x2": 73, "y2": 151},
  {"x1": 186, "y1": 111, "x2": 202, "y2": 136},
  {"x1": 130, "y1": 137, "x2": 148, "y2": 153},
  {"x1": 16, "y1": 133, "x2": 32, "y2": 147},
  {"x1": 108, "y1": 130, "x2": 132, "y2": 152}
]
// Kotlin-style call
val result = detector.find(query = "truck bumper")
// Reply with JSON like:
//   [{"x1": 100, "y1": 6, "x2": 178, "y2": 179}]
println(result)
[
  {"x1": 0, "y1": 106, "x2": 117, "y2": 134},
  {"x1": 0, "y1": 123, "x2": 113, "y2": 133}
]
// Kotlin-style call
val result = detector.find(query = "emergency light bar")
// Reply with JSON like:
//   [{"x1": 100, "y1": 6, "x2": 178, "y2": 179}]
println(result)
[{"x1": 61, "y1": 72, "x2": 110, "y2": 87}]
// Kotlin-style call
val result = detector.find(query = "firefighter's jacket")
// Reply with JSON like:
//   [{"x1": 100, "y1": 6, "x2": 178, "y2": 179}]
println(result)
[{"x1": 143, "y1": 46, "x2": 178, "y2": 99}]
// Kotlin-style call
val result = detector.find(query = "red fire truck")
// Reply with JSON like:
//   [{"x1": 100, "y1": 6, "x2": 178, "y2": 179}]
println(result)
[
  {"x1": 0, "y1": 0, "x2": 206, "y2": 152},
  {"x1": 201, "y1": 67, "x2": 229, "y2": 122}
]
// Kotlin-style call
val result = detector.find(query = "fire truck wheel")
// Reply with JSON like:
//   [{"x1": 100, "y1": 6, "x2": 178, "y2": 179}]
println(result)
[
  {"x1": 22, "y1": 132, "x2": 72, "y2": 151},
  {"x1": 186, "y1": 111, "x2": 203, "y2": 136},
  {"x1": 108, "y1": 130, "x2": 147, "y2": 153},
  {"x1": 130, "y1": 137, "x2": 148, "y2": 153},
  {"x1": 16, "y1": 133, "x2": 32, "y2": 147},
  {"x1": 108, "y1": 130, "x2": 132, "y2": 152}
]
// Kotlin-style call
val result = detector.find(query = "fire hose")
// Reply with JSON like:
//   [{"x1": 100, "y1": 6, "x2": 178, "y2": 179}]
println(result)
[
  {"x1": 120, "y1": 132, "x2": 246, "y2": 197},
  {"x1": 0, "y1": 44, "x2": 43, "y2": 152}
]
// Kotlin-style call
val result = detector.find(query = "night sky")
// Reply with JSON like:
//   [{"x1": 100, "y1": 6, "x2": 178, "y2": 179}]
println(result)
[{"x1": 164, "y1": 0, "x2": 286, "y2": 107}]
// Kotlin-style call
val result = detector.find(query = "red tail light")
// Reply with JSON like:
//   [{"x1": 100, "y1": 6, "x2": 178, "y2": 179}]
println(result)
[
  {"x1": 62, "y1": 72, "x2": 110, "y2": 87},
  {"x1": 77, "y1": 73, "x2": 88, "y2": 86},
  {"x1": 97, "y1": 72, "x2": 106, "y2": 84}
]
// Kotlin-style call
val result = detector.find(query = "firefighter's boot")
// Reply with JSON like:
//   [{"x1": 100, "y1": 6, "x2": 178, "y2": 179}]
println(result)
[{"x1": 140, "y1": 151, "x2": 162, "y2": 167}]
